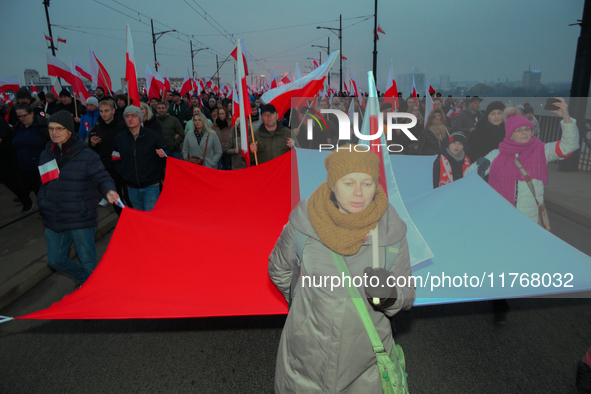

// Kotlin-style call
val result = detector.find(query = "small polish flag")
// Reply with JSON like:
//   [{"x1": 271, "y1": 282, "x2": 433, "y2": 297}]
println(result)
[
  {"x1": 111, "y1": 151, "x2": 121, "y2": 161},
  {"x1": 39, "y1": 159, "x2": 60, "y2": 184},
  {"x1": 57, "y1": 37, "x2": 67, "y2": 44},
  {"x1": 44, "y1": 34, "x2": 53, "y2": 43}
]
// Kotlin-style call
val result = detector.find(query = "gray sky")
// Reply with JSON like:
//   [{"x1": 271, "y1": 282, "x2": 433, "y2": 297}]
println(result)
[{"x1": 0, "y1": 0, "x2": 585, "y2": 93}]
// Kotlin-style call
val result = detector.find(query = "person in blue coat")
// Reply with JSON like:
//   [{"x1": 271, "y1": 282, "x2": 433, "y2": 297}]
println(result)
[
  {"x1": 37, "y1": 111, "x2": 120, "y2": 286},
  {"x1": 78, "y1": 97, "x2": 100, "y2": 141}
]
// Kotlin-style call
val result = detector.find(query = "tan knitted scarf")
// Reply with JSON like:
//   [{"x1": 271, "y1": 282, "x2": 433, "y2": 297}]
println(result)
[{"x1": 307, "y1": 182, "x2": 388, "y2": 256}]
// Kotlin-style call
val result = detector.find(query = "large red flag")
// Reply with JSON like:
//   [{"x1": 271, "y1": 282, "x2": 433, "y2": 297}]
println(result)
[
  {"x1": 125, "y1": 25, "x2": 140, "y2": 107},
  {"x1": 260, "y1": 51, "x2": 339, "y2": 119},
  {"x1": 0, "y1": 76, "x2": 19, "y2": 94},
  {"x1": 383, "y1": 61, "x2": 399, "y2": 110},
  {"x1": 179, "y1": 68, "x2": 192, "y2": 97},
  {"x1": 164, "y1": 69, "x2": 171, "y2": 95},
  {"x1": 146, "y1": 64, "x2": 161, "y2": 101}
]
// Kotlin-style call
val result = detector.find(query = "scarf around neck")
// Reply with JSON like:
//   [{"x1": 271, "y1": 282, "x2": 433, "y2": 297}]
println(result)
[
  {"x1": 307, "y1": 182, "x2": 388, "y2": 256},
  {"x1": 488, "y1": 136, "x2": 547, "y2": 205}
]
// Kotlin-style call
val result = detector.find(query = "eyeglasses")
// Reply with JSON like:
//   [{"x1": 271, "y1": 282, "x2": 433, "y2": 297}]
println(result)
[
  {"x1": 124, "y1": 113, "x2": 139, "y2": 119},
  {"x1": 17, "y1": 114, "x2": 31, "y2": 119},
  {"x1": 48, "y1": 126, "x2": 67, "y2": 132}
]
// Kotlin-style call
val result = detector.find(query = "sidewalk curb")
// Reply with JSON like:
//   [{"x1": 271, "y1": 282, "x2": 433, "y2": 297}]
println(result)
[
  {"x1": 545, "y1": 198, "x2": 591, "y2": 230},
  {"x1": 0, "y1": 212, "x2": 118, "y2": 312}
]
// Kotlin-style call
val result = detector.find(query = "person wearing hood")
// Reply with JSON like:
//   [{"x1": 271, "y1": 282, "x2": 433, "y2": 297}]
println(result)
[
  {"x1": 37, "y1": 110, "x2": 119, "y2": 286},
  {"x1": 155, "y1": 101, "x2": 184, "y2": 158},
  {"x1": 269, "y1": 146, "x2": 415, "y2": 393},
  {"x1": 78, "y1": 97, "x2": 100, "y2": 141},
  {"x1": 8, "y1": 87, "x2": 45, "y2": 126},
  {"x1": 418, "y1": 108, "x2": 450, "y2": 155},
  {"x1": 44, "y1": 92, "x2": 58, "y2": 116},
  {"x1": 466, "y1": 101, "x2": 506, "y2": 162},
  {"x1": 212, "y1": 107, "x2": 232, "y2": 170},
  {"x1": 433, "y1": 131, "x2": 471, "y2": 188}
]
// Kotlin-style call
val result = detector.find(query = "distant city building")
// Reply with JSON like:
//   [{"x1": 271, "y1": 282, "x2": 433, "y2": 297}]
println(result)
[
  {"x1": 522, "y1": 69, "x2": 542, "y2": 90},
  {"x1": 24, "y1": 69, "x2": 51, "y2": 88},
  {"x1": 398, "y1": 67, "x2": 425, "y2": 97},
  {"x1": 439, "y1": 75, "x2": 450, "y2": 90}
]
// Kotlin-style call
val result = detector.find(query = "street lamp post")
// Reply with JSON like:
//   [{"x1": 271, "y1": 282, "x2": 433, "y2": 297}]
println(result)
[
  {"x1": 190, "y1": 41, "x2": 208, "y2": 76},
  {"x1": 317, "y1": 14, "x2": 342, "y2": 94},
  {"x1": 151, "y1": 19, "x2": 176, "y2": 72},
  {"x1": 312, "y1": 37, "x2": 330, "y2": 85}
]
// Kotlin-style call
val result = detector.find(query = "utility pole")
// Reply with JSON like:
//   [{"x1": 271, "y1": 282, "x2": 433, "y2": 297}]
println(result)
[
  {"x1": 43, "y1": 0, "x2": 57, "y2": 56},
  {"x1": 317, "y1": 14, "x2": 342, "y2": 93},
  {"x1": 312, "y1": 38, "x2": 330, "y2": 85},
  {"x1": 190, "y1": 41, "x2": 208, "y2": 76},
  {"x1": 216, "y1": 55, "x2": 220, "y2": 88},
  {"x1": 373, "y1": 0, "x2": 378, "y2": 81},
  {"x1": 151, "y1": 19, "x2": 176, "y2": 72},
  {"x1": 562, "y1": 0, "x2": 591, "y2": 171}
]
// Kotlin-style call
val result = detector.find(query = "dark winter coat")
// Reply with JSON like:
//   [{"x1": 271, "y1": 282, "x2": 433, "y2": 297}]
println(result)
[
  {"x1": 37, "y1": 134, "x2": 116, "y2": 232},
  {"x1": 253, "y1": 122, "x2": 292, "y2": 164},
  {"x1": 113, "y1": 127, "x2": 167, "y2": 188},
  {"x1": 89, "y1": 116, "x2": 127, "y2": 172}
]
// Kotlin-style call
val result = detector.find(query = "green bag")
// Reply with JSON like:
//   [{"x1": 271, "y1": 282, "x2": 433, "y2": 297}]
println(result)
[{"x1": 330, "y1": 251, "x2": 409, "y2": 394}]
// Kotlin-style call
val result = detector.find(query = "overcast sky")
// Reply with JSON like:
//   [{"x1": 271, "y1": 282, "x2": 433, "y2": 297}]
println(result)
[{"x1": 0, "y1": 0, "x2": 585, "y2": 93}]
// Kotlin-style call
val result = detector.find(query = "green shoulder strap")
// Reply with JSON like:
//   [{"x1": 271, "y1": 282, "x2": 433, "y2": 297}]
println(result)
[{"x1": 330, "y1": 251, "x2": 388, "y2": 354}]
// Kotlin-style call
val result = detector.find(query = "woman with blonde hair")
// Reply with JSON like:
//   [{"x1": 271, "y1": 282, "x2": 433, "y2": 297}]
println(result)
[
  {"x1": 182, "y1": 112, "x2": 222, "y2": 168},
  {"x1": 139, "y1": 101, "x2": 161, "y2": 135},
  {"x1": 418, "y1": 108, "x2": 450, "y2": 155}
]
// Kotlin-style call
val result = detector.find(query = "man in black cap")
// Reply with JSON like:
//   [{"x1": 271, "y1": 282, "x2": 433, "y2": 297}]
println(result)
[
  {"x1": 55, "y1": 89, "x2": 86, "y2": 131},
  {"x1": 37, "y1": 110, "x2": 119, "y2": 287},
  {"x1": 168, "y1": 91, "x2": 189, "y2": 124},
  {"x1": 452, "y1": 96, "x2": 483, "y2": 134},
  {"x1": 250, "y1": 104, "x2": 294, "y2": 164}
]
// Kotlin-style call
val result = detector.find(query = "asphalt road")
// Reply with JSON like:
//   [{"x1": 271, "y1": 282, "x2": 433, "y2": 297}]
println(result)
[{"x1": 1, "y1": 210, "x2": 590, "y2": 394}]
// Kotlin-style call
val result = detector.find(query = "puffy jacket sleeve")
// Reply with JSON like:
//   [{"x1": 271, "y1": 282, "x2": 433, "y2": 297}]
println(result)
[
  {"x1": 544, "y1": 118, "x2": 579, "y2": 161},
  {"x1": 382, "y1": 236, "x2": 415, "y2": 317},
  {"x1": 268, "y1": 221, "x2": 296, "y2": 302}
]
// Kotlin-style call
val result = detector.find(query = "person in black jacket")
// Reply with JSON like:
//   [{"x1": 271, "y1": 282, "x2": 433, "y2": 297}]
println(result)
[
  {"x1": 113, "y1": 106, "x2": 167, "y2": 211},
  {"x1": 11, "y1": 104, "x2": 51, "y2": 212},
  {"x1": 38, "y1": 111, "x2": 119, "y2": 286},
  {"x1": 89, "y1": 100, "x2": 130, "y2": 215}
]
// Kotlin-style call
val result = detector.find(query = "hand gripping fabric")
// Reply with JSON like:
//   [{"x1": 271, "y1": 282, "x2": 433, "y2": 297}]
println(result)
[{"x1": 330, "y1": 251, "x2": 409, "y2": 394}]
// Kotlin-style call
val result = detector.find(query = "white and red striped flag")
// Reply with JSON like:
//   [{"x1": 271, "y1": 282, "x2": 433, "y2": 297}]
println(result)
[
  {"x1": 179, "y1": 68, "x2": 192, "y2": 97},
  {"x1": 377, "y1": 24, "x2": 385, "y2": 35},
  {"x1": 235, "y1": 39, "x2": 251, "y2": 167},
  {"x1": 30, "y1": 80, "x2": 38, "y2": 94},
  {"x1": 39, "y1": 159, "x2": 60, "y2": 184},
  {"x1": 70, "y1": 58, "x2": 91, "y2": 105},
  {"x1": 424, "y1": 81, "x2": 434, "y2": 121},
  {"x1": 312, "y1": 59, "x2": 319, "y2": 69},
  {"x1": 164, "y1": 69, "x2": 171, "y2": 95},
  {"x1": 349, "y1": 69, "x2": 359, "y2": 97},
  {"x1": 383, "y1": 60, "x2": 399, "y2": 110},
  {"x1": 230, "y1": 40, "x2": 249, "y2": 76},
  {"x1": 75, "y1": 60, "x2": 92, "y2": 81},
  {"x1": 260, "y1": 50, "x2": 339, "y2": 119},
  {"x1": 44, "y1": 34, "x2": 53, "y2": 43},
  {"x1": 271, "y1": 69, "x2": 278, "y2": 89},
  {"x1": 0, "y1": 76, "x2": 19, "y2": 94},
  {"x1": 57, "y1": 37, "x2": 66, "y2": 44},
  {"x1": 411, "y1": 75, "x2": 418, "y2": 104},
  {"x1": 51, "y1": 77, "x2": 62, "y2": 97},
  {"x1": 125, "y1": 24, "x2": 140, "y2": 107},
  {"x1": 295, "y1": 63, "x2": 301, "y2": 81},
  {"x1": 47, "y1": 53, "x2": 73, "y2": 83},
  {"x1": 281, "y1": 72, "x2": 291, "y2": 85},
  {"x1": 146, "y1": 64, "x2": 162, "y2": 101},
  {"x1": 426, "y1": 79, "x2": 435, "y2": 95},
  {"x1": 231, "y1": 86, "x2": 239, "y2": 128},
  {"x1": 89, "y1": 43, "x2": 113, "y2": 94}
]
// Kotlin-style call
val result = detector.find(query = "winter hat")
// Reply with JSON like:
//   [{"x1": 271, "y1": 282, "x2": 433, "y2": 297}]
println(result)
[
  {"x1": 325, "y1": 145, "x2": 380, "y2": 189},
  {"x1": 48, "y1": 110, "x2": 75, "y2": 134},
  {"x1": 504, "y1": 115, "x2": 533, "y2": 139},
  {"x1": 123, "y1": 105, "x2": 144, "y2": 122},
  {"x1": 208, "y1": 98, "x2": 216, "y2": 103},
  {"x1": 448, "y1": 131, "x2": 467, "y2": 147},
  {"x1": 523, "y1": 104, "x2": 534, "y2": 115},
  {"x1": 59, "y1": 89, "x2": 71, "y2": 98},
  {"x1": 260, "y1": 104, "x2": 277, "y2": 115},
  {"x1": 16, "y1": 87, "x2": 32, "y2": 100},
  {"x1": 485, "y1": 101, "x2": 506, "y2": 116},
  {"x1": 86, "y1": 97, "x2": 99, "y2": 108}
]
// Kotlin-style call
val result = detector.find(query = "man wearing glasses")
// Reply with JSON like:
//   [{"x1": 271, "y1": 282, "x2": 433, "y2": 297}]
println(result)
[{"x1": 37, "y1": 110, "x2": 119, "y2": 288}]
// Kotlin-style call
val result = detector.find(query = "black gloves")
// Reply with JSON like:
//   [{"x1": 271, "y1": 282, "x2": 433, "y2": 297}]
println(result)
[
  {"x1": 363, "y1": 267, "x2": 398, "y2": 310},
  {"x1": 476, "y1": 157, "x2": 490, "y2": 179}
]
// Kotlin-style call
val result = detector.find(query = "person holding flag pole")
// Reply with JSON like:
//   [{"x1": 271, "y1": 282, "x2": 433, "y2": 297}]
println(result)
[{"x1": 234, "y1": 39, "x2": 257, "y2": 165}]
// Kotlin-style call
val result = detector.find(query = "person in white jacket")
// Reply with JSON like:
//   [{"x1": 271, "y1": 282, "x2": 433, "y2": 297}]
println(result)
[{"x1": 465, "y1": 97, "x2": 578, "y2": 227}]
